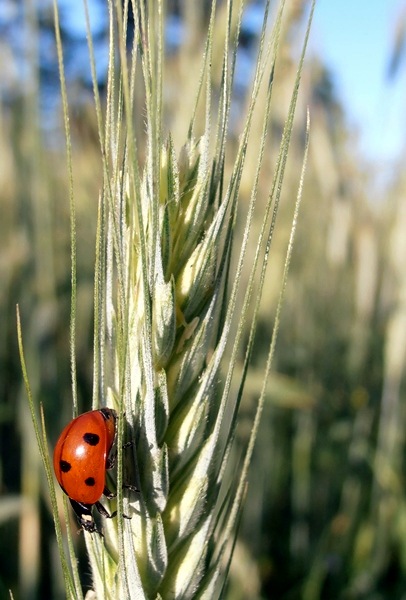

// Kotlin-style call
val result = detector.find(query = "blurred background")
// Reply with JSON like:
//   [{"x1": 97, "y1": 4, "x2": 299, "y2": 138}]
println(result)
[{"x1": 1, "y1": 0, "x2": 406, "y2": 598}]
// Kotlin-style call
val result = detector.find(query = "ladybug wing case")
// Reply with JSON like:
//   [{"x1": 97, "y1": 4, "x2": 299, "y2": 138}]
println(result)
[{"x1": 53, "y1": 410, "x2": 113, "y2": 504}]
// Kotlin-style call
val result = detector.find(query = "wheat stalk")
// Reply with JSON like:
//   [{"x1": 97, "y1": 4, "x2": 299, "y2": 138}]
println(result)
[{"x1": 16, "y1": 0, "x2": 314, "y2": 598}]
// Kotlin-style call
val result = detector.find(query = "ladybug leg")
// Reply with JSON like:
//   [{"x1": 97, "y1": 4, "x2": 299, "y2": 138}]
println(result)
[
  {"x1": 103, "y1": 484, "x2": 138, "y2": 499},
  {"x1": 95, "y1": 502, "x2": 134, "y2": 522},
  {"x1": 124, "y1": 483, "x2": 139, "y2": 493},
  {"x1": 95, "y1": 501, "x2": 116, "y2": 520},
  {"x1": 103, "y1": 485, "x2": 116, "y2": 499},
  {"x1": 105, "y1": 455, "x2": 115, "y2": 470},
  {"x1": 106, "y1": 441, "x2": 135, "y2": 470},
  {"x1": 95, "y1": 500, "x2": 132, "y2": 519},
  {"x1": 95, "y1": 501, "x2": 135, "y2": 522}
]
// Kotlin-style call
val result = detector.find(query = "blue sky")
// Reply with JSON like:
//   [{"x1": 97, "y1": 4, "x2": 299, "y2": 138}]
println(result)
[
  {"x1": 310, "y1": 0, "x2": 406, "y2": 165},
  {"x1": 2, "y1": 0, "x2": 404, "y2": 169},
  {"x1": 45, "y1": 0, "x2": 406, "y2": 169}
]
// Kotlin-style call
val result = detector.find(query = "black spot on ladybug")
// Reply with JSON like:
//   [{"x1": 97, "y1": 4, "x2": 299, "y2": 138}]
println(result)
[
  {"x1": 60, "y1": 460, "x2": 71, "y2": 473},
  {"x1": 83, "y1": 432, "x2": 100, "y2": 446},
  {"x1": 85, "y1": 477, "x2": 96, "y2": 487}
]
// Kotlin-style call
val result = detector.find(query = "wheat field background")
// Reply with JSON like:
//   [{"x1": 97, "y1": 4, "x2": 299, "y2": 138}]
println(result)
[{"x1": 1, "y1": 1, "x2": 406, "y2": 599}]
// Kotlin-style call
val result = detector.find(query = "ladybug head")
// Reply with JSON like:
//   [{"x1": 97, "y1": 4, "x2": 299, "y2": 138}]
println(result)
[{"x1": 69, "y1": 499, "x2": 102, "y2": 535}]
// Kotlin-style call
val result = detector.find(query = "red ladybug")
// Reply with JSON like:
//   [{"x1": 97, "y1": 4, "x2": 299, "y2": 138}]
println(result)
[{"x1": 53, "y1": 407, "x2": 118, "y2": 534}]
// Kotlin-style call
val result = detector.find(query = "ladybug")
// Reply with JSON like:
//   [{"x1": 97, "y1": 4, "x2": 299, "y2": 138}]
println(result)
[{"x1": 53, "y1": 407, "x2": 118, "y2": 534}]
